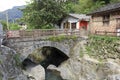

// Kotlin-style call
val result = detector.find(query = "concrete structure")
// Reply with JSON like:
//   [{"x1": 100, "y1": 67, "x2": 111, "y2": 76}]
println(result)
[
  {"x1": 60, "y1": 13, "x2": 90, "y2": 30},
  {"x1": 89, "y1": 2, "x2": 120, "y2": 36}
]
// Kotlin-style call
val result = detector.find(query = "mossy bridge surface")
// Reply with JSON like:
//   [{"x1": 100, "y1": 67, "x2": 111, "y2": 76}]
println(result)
[{"x1": 5, "y1": 29, "x2": 87, "y2": 61}]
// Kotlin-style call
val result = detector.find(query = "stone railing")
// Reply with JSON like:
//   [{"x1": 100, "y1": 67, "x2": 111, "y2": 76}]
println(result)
[
  {"x1": 6, "y1": 29, "x2": 87, "y2": 39},
  {"x1": 95, "y1": 30, "x2": 120, "y2": 36}
]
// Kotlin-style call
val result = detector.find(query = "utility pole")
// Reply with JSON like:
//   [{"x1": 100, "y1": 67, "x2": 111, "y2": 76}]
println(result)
[
  {"x1": 0, "y1": 23, "x2": 3, "y2": 47},
  {"x1": 13, "y1": 19, "x2": 15, "y2": 24},
  {"x1": 6, "y1": 11, "x2": 9, "y2": 30}
]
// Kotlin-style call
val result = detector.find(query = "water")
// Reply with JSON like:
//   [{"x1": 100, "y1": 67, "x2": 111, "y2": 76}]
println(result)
[
  {"x1": 23, "y1": 46, "x2": 69, "y2": 80},
  {"x1": 45, "y1": 69, "x2": 63, "y2": 80},
  {"x1": 23, "y1": 59, "x2": 63, "y2": 80}
]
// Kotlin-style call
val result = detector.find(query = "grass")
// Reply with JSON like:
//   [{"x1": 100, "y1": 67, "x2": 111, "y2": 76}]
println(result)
[
  {"x1": 13, "y1": 54, "x2": 21, "y2": 66},
  {"x1": 89, "y1": 35, "x2": 120, "y2": 43},
  {"x1": 84, "y1": 35, "x2": 120, "y2": 60},
  {"x1": 48, "y1": 35, "x2": 77, "y2": 42}
]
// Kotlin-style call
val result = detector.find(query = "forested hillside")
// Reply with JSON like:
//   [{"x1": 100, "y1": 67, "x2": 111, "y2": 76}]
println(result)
[
  {"x1": 67, "y1": 0, "x2": 120, "y2": 14},
  {"x1": 0, "y1": 6, "x2": 25, "y2": 22}
]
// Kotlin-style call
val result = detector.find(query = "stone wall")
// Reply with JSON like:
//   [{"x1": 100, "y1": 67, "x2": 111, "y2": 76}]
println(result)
[
  {"x1": 7, "y1": 37, "x2": 82, "y2": 61},
  {"x1": 90, "y1": 11, "x2": 120, "y2": 35},
  {"x1": 46, "y1": 37, "x2": 120, "y2": 80},
  {"x1": 0, "y1": 46, "x2": 28, "y2": 80}
]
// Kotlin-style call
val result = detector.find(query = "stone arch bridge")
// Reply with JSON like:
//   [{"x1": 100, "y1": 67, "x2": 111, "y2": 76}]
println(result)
[
  {"x1": 4, "y1": 29, "x2": 87, "y2": 61},
  {"x1": 6, "y1": 37, "x2": 87, "y2": 62},
  {"x1": 7, "y1": 39, "x2": 71, "y2": 61}
]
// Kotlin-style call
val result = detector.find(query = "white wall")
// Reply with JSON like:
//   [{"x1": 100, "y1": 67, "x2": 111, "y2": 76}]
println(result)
[
  {"x1": 76, "y1": 22, "x2": 79, "y2": 29},
  {"x1": 60, "y1": 16, "x2": 79, "y2": 29},
  {"x1": 68, "y1": 17, "x2": 78, "y2": 23}
]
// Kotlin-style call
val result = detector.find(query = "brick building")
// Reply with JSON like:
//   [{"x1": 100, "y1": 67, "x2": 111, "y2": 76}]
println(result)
[{"x1": 89, "y1": 2, "x2": 120, "y2": 36}]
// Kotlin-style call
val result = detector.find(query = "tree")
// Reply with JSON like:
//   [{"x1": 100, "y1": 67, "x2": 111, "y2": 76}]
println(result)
[
  {"x1": 110, "y1": 0, "x2": 120, "y2": 3},
  {"x1": 92, "y1": 0, "x2": 120, "y2": 4},
  {"x1": 67, "y1": 0, "x2": 105, "y2": 14},
  {"x1": 22, "y1": 0, "x2": 119, "y2": 29},
  {"x1": 0, "y1": 20, "x2": 20, "y2": 30},
  {"x1": 0, "y1": 21, "x2": 8, "y2": 30},
  {"x1": 22, "y1": 0, "x2": 68, "y2": 29}
]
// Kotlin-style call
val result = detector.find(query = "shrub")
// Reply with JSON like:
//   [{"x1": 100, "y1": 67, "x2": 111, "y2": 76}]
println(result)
[{"x1": 13, "y1": 54, "x2": 21, "y2": 66}]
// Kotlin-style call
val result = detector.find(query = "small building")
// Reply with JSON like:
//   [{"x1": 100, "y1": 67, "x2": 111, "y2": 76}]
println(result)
[
  {"x1": 19, "y1": 23, "x2": 27, "y2": 30},
  {"x1": 88, "y1": 2, "x2": 120, "y2": 36},
  {"x1": 60, "y1": 13, "x2": 90, "y2": 30}
]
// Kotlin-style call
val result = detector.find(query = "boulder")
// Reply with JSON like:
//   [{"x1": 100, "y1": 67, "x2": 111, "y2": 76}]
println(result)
[
  {"x1": 24, "y1": 65, "x2": 45, "y2": 80},
  {"x1": 0, "y1": 45, "x2": 28, "y2": 80},
  {"x1": 107, "y1": 74, "x2": 120, "y2": 80}
]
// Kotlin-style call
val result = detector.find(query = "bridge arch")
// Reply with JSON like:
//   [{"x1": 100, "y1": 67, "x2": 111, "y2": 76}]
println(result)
[
  {"x1": 21, "y1": 46, "x2": 69, "y2": 80},
  {"x1": 22, "y1": 46, "x2": 69, "y2": 69},
  {"x1": 20, "y1": 41, "x2": 70, "y2": 61}
]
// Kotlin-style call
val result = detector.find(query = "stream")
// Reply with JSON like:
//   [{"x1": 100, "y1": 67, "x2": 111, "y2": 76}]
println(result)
[
  {"x1": 45, "y1": 69, "x2": 63, "y2": 80},
  {"x1": 22, "y1": 47, "x2": 69, "y2": 80},
  {"x1": 23, "y1": 58, "x2": 64, "y2": 80}
]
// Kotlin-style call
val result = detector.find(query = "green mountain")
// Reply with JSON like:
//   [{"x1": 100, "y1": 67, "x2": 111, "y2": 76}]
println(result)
[{"x1": 0, "y1": 6, "x2": 25, "y2": 22}]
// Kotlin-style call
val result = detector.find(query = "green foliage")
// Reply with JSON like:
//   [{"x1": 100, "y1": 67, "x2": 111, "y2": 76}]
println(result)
[
  {"x1": 0, "y1": 21, "x2": 8, "y2": 30},
  {"x1": 9, "y1": 23, "x2": 20, "y2": 30},
  {"x1": 48, "y1": 35, "x2": 77, "y2": 42},
  {"x1": 0, "y1": 60, "x2": 2, "y2": 64},
  {"x1": 66, "y1": 0, "x2": 120, "y2": 14},
  {"x1": 13, "y1": 54, "x2": 21, "y2": 66},
  {"x1": 22, "y1": 0, "x2": 67, "y2": 29},
  {"x1": 85, "y1": 35, "x2": 120, "y2": 60},
  {"x1": 66, "y1": 0, "x2": 105, "y2": 14},
  {"x1": 92, "y1": 0, "x2": 120, "y2": 4},
  {"x1": 89, "y1": 35, "x2": 120, "y2": 43},
  {"x1": 110, "y1": 0, "x2": 120, "y2": 3},
  {"x1": 61, "y1": 0, "x2": 106, "y2": 14},
  {"x1": 0, "y1": 20, "x2": 21, "y2": 30},
  {"x1": 40, "y1": 24, "x2": 54, "y2": 29},
  {"x1": 21, "y1": 0, "x2": 120, "y2": 29},
  {"x1": 48, "y1": 35, "x2": 67, "y2": 42},
  {"x1": 80, "y1": 50, "x2": 84, "y2": 57},
  {"x1": 0, "y1": 72, "x2": 2, "y2": 80}
]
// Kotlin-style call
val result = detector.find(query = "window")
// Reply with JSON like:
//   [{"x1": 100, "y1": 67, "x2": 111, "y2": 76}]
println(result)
[
  {"x1": 71, "y1": 23, "x2": 76, "y2": 29},
  {"x1": 103, "y1": 15, "x2": 110, "y2": 26},
  {"x1": 116, "y1": 18, "x2": 120, "y2": 29},
  {"x1": 63, "y1": 22, "x2": 70, "y2": 29}
]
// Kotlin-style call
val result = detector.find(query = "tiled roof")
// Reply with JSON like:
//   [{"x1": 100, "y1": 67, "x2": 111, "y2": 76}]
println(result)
[
  {"x1": 69, "y1": 13, "x2": 90, "y2": 20},
  {"x1": 89, "y1": 2, "x2": 120, "y2": 14}
]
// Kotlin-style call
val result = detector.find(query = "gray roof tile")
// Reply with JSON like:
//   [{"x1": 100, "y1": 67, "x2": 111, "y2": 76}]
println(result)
[
  {"x1": 69, "y1": 13, "x2": 90, "y2": 21},
  {"x1": 89, "y1": 2, "x2": 120, "y2": 14}
]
